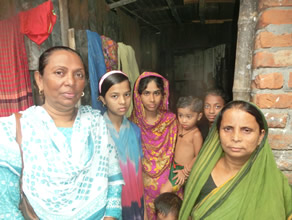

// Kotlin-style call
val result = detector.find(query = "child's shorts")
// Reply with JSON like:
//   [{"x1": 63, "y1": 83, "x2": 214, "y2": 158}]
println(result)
[{"x1": 169, "y1": 160, "x2": 184, "y2": 192}]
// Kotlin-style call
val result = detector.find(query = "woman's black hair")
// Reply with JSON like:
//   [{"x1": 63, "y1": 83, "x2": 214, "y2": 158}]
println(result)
[
  {"x1": 216, "y1": 101, "x2": 265, "y2": 132},
  {"x1": 38, "y1": 46, "x2": 85, "y2": 76},
  {"x1": 99, "y1": 73, "x2": 130, "y2": 97},
  {"x1": 138, "y1": 76, "x2": 164, "y2": 95},
  {"x1": 205, "y1": 89, "x2": 230, "y2": 104}
]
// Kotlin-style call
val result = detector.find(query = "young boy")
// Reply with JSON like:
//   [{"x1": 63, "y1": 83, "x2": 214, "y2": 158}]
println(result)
[
  {"x1": 161, "y1": 96, "x2": 203, "y2": 193},
  {"x1": 154, "y1": 192, "x2": 182, "y2": 220}
]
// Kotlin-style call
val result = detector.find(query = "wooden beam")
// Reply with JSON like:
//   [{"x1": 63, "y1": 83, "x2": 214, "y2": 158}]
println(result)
[
  {"x1": 233, "y1": 0, "x2": 257, "y2": 101},
  {"x1": 192, "y1": 19, "x2": 233, "y2": 23},
  {"x1": 58, "y1": 0, "x2": 69, "y2": 46},
  {"x1": 184, "y1": 0, "x2": 235, "y2": 4},
  {"x1": 68, "y1": 28, "x2": 81, "y2": 107},
  {"x1": 68, "y1": 28, "x2": 76, "y2": 50},
  {"x1": 136, "y1": 5, "x2": 191, "y2": 12},
  {"x1": 108, "y1": 0, "x2": 136, "y2": 9},
  {"x1": 107, "y1": 0, "x2": 160, "y2": 32},
  {"x1": 165, "y1": 0, "x2": 182, "y2": 25},
  {"x1": 199, "y1": 0, "x2": 205, "y2": 24}
]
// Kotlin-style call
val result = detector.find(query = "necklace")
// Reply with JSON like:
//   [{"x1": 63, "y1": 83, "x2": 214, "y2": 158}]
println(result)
[{"x1": 179, "y1": 128, "x2": 196, "y2": 138}]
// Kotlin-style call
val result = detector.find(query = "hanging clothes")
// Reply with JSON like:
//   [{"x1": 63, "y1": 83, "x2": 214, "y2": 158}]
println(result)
[
  {"x1": 19, "y1": 0, "x2": 57, "y2": 46},
  {"x1": 87, "y1": 30, "x2": 107, "y2": 113},
  {"x1": 0, "y1": 15, "x2": 33, "y2": 117},
  {"x1": 118, "y1": 42, "x2": 140, "y2": 117},
  {"x1": 101, "y1": 35, "x2": 118, "y2": 72}
]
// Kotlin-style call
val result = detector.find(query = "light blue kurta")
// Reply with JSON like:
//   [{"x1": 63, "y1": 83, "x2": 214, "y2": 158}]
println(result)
[{"x1": 0, "y1": 105, "x2": 123, "y2": 219}]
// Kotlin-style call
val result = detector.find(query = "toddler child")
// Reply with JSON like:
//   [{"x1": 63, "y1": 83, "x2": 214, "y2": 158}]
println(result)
[{"x1": 161, "y1": 96, "x2": 203, "y2": 193}]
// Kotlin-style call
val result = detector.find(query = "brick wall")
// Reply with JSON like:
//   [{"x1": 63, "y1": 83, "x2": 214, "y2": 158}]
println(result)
[{"x1": 252, "y1": 0, "x2": 292, "y2": 183}]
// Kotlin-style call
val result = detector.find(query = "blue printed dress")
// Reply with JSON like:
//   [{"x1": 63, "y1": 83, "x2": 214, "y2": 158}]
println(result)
[
  {"x1": 0, "y1": 105, "x2": 124, "y2": 219},
  {"x1": 104, "y1": 112, "x2": 144, "y2": 220}
]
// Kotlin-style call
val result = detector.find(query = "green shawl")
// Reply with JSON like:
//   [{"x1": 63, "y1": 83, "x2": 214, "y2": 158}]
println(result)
[{"x1": 179, "y1": 101, "x2": 292, "y2": 220}]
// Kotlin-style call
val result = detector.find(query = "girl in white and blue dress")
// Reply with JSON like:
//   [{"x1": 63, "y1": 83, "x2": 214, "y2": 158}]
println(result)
[{"x1": 99, "y1": 71, "x2": 144, "y2": 220}]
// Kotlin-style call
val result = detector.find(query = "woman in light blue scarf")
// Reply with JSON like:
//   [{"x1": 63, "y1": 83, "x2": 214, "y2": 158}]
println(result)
[
  {"x1": 0, "y1": 46, "x2": 124, "y2": 219},
  {"x1": 99, "y1": 70, "x2": 145, "y2": 220}
]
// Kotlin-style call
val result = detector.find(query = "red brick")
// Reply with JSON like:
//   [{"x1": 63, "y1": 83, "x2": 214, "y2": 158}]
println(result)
[
  {"x1": 288, "y1": 72, "x2": 292, "y2": 88},
  {"x1": 264, "y1": 112, "x2": 288, "y2": 128},
  {"x1": 276, "y1": 157, "x2": 292, "y2": 170},
  {"x1": 259, "y1": 9, "x2": 292, "y2": 28},
  {"x1": 253, "y1": 50, "x2": 292, "y2": 68},
  {"x1": 253, "y1": 93, "x2": 292, "y2": 108},
  {"x1": 273, "y1": 151, "x2": 292, "y2": 171},
  {"x1": 251, "y1": 81, "x2": 257, "y2": 89},
  {"x1": 268, "y1": 133, "x2": 292, "y2": 149},
  {"x1": 253, "y1": 72, "x2": 283, "y2": 89},
  {"x1": 255, "y1": 32, "x2": 292, "y2": 49},
  {"x1": 283, "y1": 171, "x2": 292, "y2": 184},
  {"x1": 259, "y1": 0, "x2": 292, "y2": 10}
]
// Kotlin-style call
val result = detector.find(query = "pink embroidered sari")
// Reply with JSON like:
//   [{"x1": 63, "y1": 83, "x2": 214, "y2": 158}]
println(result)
[{"x1": 130, "y1": 72, "x2": 180, "y2": 219}]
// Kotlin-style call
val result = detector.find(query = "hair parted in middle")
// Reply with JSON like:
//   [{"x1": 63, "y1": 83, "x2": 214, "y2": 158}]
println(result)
[
  {"x1": 137, "y1": 75, "x2": 164, "y2": 95},
  {"x1": 216, "y1": 100, "x2": 265, "y2": 133}
]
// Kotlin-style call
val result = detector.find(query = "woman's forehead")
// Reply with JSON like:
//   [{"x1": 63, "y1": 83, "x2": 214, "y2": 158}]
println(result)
[
  {"x1": 46, "y1": 50, "x2": 84, "y2": 68},
  {"x1": 221, "y1": 108, "x2": 259, "y2": 127}
]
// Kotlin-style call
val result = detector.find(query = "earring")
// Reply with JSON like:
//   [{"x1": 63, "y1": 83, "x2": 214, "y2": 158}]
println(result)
[
  {"x1": 39, "y1": 90, "x2": 43, "y2": 95},
  {"x1": 102, "y1": 103, "x2": 106, "y2": 107},
  {"x1": 81, "y1": 92, "x2": 85, "y2": 97}
]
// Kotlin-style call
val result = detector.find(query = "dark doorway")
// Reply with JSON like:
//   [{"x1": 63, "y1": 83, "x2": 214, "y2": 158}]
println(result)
[{"x1": 107, "y1": 0, "x2": 240, "y2": 111}]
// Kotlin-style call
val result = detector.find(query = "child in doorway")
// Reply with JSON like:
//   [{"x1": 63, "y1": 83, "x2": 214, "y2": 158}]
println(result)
[
  {"x1": 161, "y1": 96, "x2": 203, "y2": 193},
  {"x1": 198, "y1": 89, "x2": 229, "y2": 140},
  {"x1": 154, "y1": 192, "x2": 182, "y2": 220}
]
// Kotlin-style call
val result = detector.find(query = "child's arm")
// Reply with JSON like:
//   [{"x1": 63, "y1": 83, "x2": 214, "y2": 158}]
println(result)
[{"x1": 183, "y1": 130, "x2": 203, "y2": 177}]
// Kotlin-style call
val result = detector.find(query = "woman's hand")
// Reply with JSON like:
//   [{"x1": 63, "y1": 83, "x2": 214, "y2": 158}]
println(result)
[
  {"x1": 104, "y1": 217, "x2": 116, "y2": 220},
  {"x1": 172, "y1": 169, "x2": 187, "y2": 185}
]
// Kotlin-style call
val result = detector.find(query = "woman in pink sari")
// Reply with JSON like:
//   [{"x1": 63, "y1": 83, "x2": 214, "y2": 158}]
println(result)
[{"x1": 130, "y1": 72, "x2": 180, "y2": 219}]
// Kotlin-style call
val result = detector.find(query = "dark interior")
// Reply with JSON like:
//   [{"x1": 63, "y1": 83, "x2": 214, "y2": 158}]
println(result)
[{"x1": 105, "y1": 0, "x2": 239, "y2": 110}]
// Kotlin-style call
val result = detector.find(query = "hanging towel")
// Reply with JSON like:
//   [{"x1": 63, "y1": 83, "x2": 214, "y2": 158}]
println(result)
[
  {"x1": 118, "y1": 42, "x2": 140, "y2": 117},
  {"x1": 87, "y1": 30, "x2": 107, "y2": 113},
  {"x1": 101, "y1": 35, "x2": 118, "y2": 72},
  {"x1": 0, "y1": 15, "x2": 33, "y2": 117},
  {"x1": 19, "y1": 0, "x2": 57, "y2": 45}
]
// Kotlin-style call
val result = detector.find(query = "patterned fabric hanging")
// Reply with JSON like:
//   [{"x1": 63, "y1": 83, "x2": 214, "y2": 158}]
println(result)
[
  {"x1": 101, "y1": 35, "x2": 118, "y2": 72},
  {"x1": 0, "y1": 15, "x2": 33, "y2": 117}
]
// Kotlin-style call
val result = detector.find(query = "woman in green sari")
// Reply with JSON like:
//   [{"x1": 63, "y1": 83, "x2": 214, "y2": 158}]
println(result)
[{"x1": 180, "y1": 100, "x2": 292, "y2": 220}]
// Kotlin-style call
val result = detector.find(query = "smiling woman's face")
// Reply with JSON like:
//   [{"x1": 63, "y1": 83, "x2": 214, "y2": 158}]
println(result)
[{"x1": 219, "y1": 108, "x2": 265, "y2": 162}]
